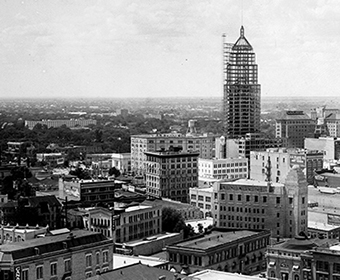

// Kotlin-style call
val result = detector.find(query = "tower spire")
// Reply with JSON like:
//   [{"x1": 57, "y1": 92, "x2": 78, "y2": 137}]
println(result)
[{"x1": 240, "y1": 26, "x2": 244, "y2": 37}]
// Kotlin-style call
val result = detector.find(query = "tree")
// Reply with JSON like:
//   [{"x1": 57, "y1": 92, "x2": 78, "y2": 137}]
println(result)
[
  {"x1": 162, "y1": 207, "x2": 195, "y2": 238},
  {"x1": 108, "y1": 167, "x2": 121, "y2": 178}
]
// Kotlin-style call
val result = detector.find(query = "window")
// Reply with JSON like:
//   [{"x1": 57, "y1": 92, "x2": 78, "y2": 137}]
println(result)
[
  {"x1": 22, "y1": 269, "x2": 29, "y2": 280},
  {"x1": 96, "y1": 252, "x2": 100, "y2": 265},
  {"x1": 229, "y1": 194, "x2": 233, "y2": 201},
  {"x1": 103, "y1": 250, "x2": 109, "y2": 263},
  {"x1": 254, "y1": 196, "x2": 258, "y2": 202},
  {"x1": 246, "y1": 195, "x2": 250, "y2": 202},
  {"x1": 263, "y1": 196, "x2": 267, "y2": 203},
  {"x1": 86, "y1": 254, "x2": 92, "y2": 268},
  {"x1": 65, "y1": 259, "x2": 71, "y2": 272},
  {"x1": 238, "y1": 194, "x2": 242, "y2": 201},
  {"x1": 51, "y1": 262, "x2": 57, "y2": 276},
  {"x1": 302, "y1": 197, "x2": 305, "y2": 204},
  {"x1": 36, "y1": 266, "x2": 43, "y2": 279},
  {"x1": 276, "y1": 197, "x2": 281, "y2": 204}
]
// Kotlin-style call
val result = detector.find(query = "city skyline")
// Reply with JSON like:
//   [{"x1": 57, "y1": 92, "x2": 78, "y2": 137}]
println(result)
[{"x1": 0, "y1": 1, "x2": 339, "y2": 99}]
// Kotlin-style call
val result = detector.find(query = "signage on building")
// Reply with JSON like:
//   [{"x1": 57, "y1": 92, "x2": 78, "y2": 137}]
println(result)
[
  {"x1": 289, "y1": 154, "x2": 306, "y2": 167},
  {"x1": 15, "y1": 266, "x2": 21, "y2": 280},
  {"x1": 328, "y1": 214, "x2": 340, "y2": 225}
]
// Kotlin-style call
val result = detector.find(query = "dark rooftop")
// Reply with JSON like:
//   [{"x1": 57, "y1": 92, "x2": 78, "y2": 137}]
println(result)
[{"x1": 0, "y1": 229, "x2": 109, "y2": 261}]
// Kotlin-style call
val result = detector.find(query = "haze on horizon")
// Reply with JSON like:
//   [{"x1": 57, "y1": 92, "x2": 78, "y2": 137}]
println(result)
[{"x1": 0, "y1": 0, "x2": 339, "y2": 100}]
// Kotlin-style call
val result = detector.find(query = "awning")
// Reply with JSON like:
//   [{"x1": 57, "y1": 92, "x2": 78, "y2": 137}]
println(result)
[{"x1": 269, "y1": 261, "x2": 276, "y2": 266}]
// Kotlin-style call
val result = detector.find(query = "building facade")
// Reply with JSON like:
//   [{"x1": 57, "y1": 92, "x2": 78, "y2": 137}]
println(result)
[
  {"x1": 198, "y1": 157, "x2": 248, "y2": 180},
  {"x1": 131, "y1": 133, "x2": 216, "y2": 175},
  {"x1": 275, "y1": 111, "x2": 315, "y2": 148},
  {"x1": 0, "y1": 229, "x2": 113, "y2": 280},
  {"x1": 144, "y1": 150, "x2": 199, "y2": 203},
  {"x1": 25, "y1": 119, "x2": 97, "y2": 130},
  {"x1": 189, "y1": 186, "x2": 216, "y2": 218},
  {"x1": 166, "y1": 229, "x2": 270, "y2": 275},
  {"x1": 216, "y1": 166, "x2": 308, "y2": 238},
  {"x1": 223, "y1": 26, "x2": 261, "y2": 138},
  {"x1": 250, "y1": 148, "x2": 324, "y2": 184},
  {"x1": 305, "y1": 137, "x2": 340, "y2": 161}
]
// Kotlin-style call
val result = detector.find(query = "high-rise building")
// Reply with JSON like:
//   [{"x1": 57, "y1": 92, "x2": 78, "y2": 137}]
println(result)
[
  {"x1": 223, "y1": 26, "x2": 261, "y2": 138},
  {"x1": 144, "y1": 150, "x2": 199, "y2": 203},
  {"x1": 275, "y1": 110, "x2": 315, "y2": 148}
]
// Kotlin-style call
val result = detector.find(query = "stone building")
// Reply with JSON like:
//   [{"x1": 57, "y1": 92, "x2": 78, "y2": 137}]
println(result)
[
  {"x1": 144, "y1": 150, "x2": 199, "y2": 203},
  {"x1": 216, "y1": 166, "x2": 308, "y2": 238}
]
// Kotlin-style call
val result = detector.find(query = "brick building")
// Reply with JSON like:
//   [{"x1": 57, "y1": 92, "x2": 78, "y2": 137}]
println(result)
[{"x1": 166, "y1": 229, "x2": 270, "y2": 275}]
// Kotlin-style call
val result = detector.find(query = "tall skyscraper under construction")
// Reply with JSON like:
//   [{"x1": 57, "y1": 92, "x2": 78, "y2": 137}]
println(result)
[{"x1": 223, "y1": 26, "x2": 261, "y2": 138}]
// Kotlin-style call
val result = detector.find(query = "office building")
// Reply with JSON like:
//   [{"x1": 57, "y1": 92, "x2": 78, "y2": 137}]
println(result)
[
  {"x1": 275, "y1": 111, "x2": 315, "y2": 148},
  {"x1": 223, "y1": 26, "x2": 261, "y2": 138},
  {"x1": 216, "y1": 166, "x2": 308, "y2": 238},
  {"x1": 250, "y1": 148, "x2": 323, "y2": 184},
  {"x1": 216, "y1": 133, "x2": 286, "y2": 160},
  {"x1": 166, "y1": 229, "x2": 270, "y2": 275},
  {"x1": 0, "y1": 229, "x2": 113, "y2": 280},
  {"x1": 189, "y1": 186, "x2": 216, "y2": 218},
  {"x1": 198, "y1": 157, "x2": 248, "y2": 180},
  {"x1": 131, "y1": 132, "x2": 216, "y2": 175},
  {"x1": 144, "y1": 150, "x2": 199, "y2": 203}
]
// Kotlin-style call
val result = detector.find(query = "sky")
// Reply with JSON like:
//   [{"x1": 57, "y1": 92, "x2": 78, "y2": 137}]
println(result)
[{"x1": 0, "y1": 0, "x2": 339, "y2": 99}]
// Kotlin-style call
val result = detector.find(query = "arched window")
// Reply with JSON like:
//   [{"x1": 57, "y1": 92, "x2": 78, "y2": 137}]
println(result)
[{"x1": 270, "y1": 271, "x2": 275, "y2": 278}]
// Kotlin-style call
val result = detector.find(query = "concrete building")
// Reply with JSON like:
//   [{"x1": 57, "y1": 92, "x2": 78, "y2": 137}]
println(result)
[
  {"x1": 58, "y1": 177, "x2": 117, "y2": 203},
  {"x1": 216, "y1": 166, "x2": 309, "y2": 238},
  {"x1": 189, "y1": 186, "x2": 216, "y2": 218},
  {"x1": 144, "y1": 150, "x2": 199, "y2": 203},
  {"x1": 216, "y1": 133, "x2": 286, "y2": 160},
  {"x1": 308, "y1": 221, "x2": 340, "y2": 240},
  {"x1": 0, "y1": 229, "x2": 113, "y2": 280},
  {"x1": 198, "y1": 157, "x2": 248, "y2": 180},
  {"x1": 81, "y1": 203, "x2": 162, "y2": 244},
  {"x1": 166, "y1": 229, "x2": 270, "y2": 275},
  {"x1": 131, "y1": 132, "x2": 216, "y2": 175},
  {"x1": 276, "y1": 111, "x2": 315, "y2": 148},
  {"x1": 305, "y1": 137, "x2": 340, "y2": 160},
  {"x1": 25, "y1": 119, "x2": 97, "y2": 130},
  {"x1": 223, "y1": 26, "x2": 261, "y2": 138},
  {"x1": 250, "y1": 148, "x2": 324, "y2": 184}
]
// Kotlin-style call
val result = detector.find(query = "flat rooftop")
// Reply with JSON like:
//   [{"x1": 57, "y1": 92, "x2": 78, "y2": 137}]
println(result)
[
  {"x1": 172, "y1": 230, "x2": 261, "y2": 250},
  {"x1": 125, "y1": 205, "x2": 151, "y2": 212},
  {"x1": 118, "y1": 232, "x2": 180, "y2": 247},
  {"x1": 113, "y1": 254, "x2": 167, "y2": 269},
  {"x1": 221, "y1": 178, "x2": 284, "y2": 188},
  {"x1": 308, "y1": 221, "x2": 340, "y2": 231}
]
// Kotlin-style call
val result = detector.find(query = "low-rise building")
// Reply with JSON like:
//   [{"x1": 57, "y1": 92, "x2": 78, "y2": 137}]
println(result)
[
  {"x1": 0, "y1": 229, "x2": 113, "y2": 280},
  {"x1": 308, "y1": 221, "x2": 340, "y2": 239},
  {"x1": 36, "y1": 153, "x2": 65, "y2": 167},
  {"x1": 189, "y1": 186, "x2": 216, "y2": 218},
  {"x1": 166, "y1": 229, "x2": 270, "y2": 275},
  {"x1": 25, "y1": 119, "x2": 97, "y2": 129},
  {"x1": 305, "y1": 137, "x2": 340, "y2": 161},
  {"x1": 111, "y1": 153, "x2": 131, "y2": 173},
  {"x1": 266, "y1": 236, "x2": 330, "y2": 280},
  {"x1": 0, "y1": 225, "x2": 48, "y2": 244}
]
